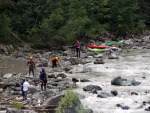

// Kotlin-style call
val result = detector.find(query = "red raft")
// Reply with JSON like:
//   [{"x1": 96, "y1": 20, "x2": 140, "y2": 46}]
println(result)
[{"x1": 87, "y1": 45, "x2": 110, "y2": 49}]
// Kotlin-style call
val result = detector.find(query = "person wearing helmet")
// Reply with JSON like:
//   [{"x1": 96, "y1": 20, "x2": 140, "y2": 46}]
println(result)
[
  {"x1": 50, "y1": 56, "x2": 60, "y2": 68},
  {"x1": 39, "y1": 67, "x2": 47, "y2": 91},
  {"x1": 27, "y1": 56, "x2": 36, "y2": 76}
]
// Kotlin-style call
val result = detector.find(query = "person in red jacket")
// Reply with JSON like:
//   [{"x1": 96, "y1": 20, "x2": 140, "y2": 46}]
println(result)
[
  {"x1": 27, "y1": 56, "x2": 36, "y2": 76},
  {"x1": 75, "y1": 40, "x2": 80, "y2": 58}
]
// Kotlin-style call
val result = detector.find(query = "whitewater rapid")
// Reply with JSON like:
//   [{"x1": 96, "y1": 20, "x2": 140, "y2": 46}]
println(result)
[{"x1": 67, "y1": 49, "x2": 150, "y2": 113}]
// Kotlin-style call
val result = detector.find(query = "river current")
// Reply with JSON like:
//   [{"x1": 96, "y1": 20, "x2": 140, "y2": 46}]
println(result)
[{"x1": 67, "y1": 49, "x2": 150, "y2": 113}]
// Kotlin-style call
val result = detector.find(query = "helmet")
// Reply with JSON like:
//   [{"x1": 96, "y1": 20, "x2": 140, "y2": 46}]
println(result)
[
  {"x1": 30, "y1": 56, "x2": 33, "y2": 59},
  {"x1": 55, "y1": 57, "x2": 58, "y2": 60},
  {"x1": 42, "y1": 67, "x2": 45, "y2": 71}
]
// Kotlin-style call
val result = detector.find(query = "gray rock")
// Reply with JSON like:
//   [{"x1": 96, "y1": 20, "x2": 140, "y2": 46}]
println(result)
[
  {"x1": 111, "y1": 76, "x2": 124, "y2": 86},
  {"x1": 83, "y1": 85, "x2": 102, "y2": 91},
  {"x1": 3, "y1": 73, "x2": 13, "y2": 79}
]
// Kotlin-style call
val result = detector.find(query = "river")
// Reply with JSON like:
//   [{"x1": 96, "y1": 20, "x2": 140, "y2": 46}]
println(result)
[{"x1": 66, "y1": 49, "x2": 150, "y2": 113}]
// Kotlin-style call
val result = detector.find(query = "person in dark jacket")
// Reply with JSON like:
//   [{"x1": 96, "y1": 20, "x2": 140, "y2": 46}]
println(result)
[
  {"x1": 39, "y1": 67, "x2": 47, "y2": 91},
  {"x1": 20, "y1": 79, "x2": 25, "y2": 97}
]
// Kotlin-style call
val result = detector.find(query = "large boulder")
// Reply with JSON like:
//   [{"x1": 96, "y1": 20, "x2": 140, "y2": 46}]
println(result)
[
  {"x1": 111, "y1": 76, "x2": 124, "y2": 86},
  {"x1": 83, "y1": 85, "x2": 102, "y2": 91}
]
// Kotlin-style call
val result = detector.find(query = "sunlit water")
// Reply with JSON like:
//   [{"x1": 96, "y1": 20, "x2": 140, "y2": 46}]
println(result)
[{"x1": 66, "y1": 49, "x2": 150, "y2": 113}]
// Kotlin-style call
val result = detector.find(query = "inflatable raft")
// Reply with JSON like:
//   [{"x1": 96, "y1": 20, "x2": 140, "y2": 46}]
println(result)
[
  {"x1": 88, "y1": 48, "x2": 109, "y2": 52},
  {"x1": 87, "y1": 45, "x2": 110, "y2": 49},
  {"x1": 106, "y1": 40, "x2": 124, "y2": 46}
]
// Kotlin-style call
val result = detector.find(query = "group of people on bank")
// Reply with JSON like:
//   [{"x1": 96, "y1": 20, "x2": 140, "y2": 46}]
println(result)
[{"x1": 22, "y1": 40, "x2": 118, "y2": 101}]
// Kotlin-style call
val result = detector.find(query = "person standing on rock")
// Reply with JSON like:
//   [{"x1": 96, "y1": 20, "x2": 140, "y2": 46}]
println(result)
[
  {"x1": 27, "y1": 56, "x2": 36, "y2": 76},
  {"x1": 75, "y1": 40, "x2": 81, "y2": 58},
  {"x1": 23, "y1": 79, "x2": 29, "y2": 101},
  {"x1": 20, "y1": 79, "x2": 25, "y2": 98},
  {"x1": 39, "y1": 67, "x2": 47, "y2": 91},
  {"x1": 50, "y1": 56, "x2": 60, "y2": 68}
]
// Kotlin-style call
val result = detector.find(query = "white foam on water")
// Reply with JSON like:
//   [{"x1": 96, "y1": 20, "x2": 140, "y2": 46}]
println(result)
[{"x1": 71, "y1": 49, "x2": 150, "y2": 113}]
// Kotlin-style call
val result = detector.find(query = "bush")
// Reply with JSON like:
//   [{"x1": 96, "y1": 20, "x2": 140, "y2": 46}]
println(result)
[{"x1": 12, "y1": 101, "x2": 23, "y2": 110}]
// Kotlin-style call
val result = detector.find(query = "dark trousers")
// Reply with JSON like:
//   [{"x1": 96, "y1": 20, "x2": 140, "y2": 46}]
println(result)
[
  {"x1": 52, "y1": 60, "x2": 57, "y2": 68},
  {"x1": 76, "y1": 48, "x2": 80, "y2": 58},
  {"x1": 41, "y1": 82, "x2": 47, "y2": 91},
  {"x1": 29, "y1": 68, "x2": 34, "y2": 76},
  {"x1": 23, "y1": 91, "x2": 28, "y2": 100}
]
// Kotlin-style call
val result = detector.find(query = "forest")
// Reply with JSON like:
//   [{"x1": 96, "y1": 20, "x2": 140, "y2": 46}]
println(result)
[{"x1": 0, "y1": 0, "x2": 149, "y2": 48}]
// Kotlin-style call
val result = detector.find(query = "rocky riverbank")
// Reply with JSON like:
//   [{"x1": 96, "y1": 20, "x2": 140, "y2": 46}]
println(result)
[{"x1": 0, "y1": 35, "x2": 149, "y2": 113}]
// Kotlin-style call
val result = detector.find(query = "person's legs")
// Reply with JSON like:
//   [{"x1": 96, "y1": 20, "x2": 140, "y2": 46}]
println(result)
[
  {"x1": 76, "y1": 48, "x2": 80, "y2": 58},
  {"x1": 32, "y1": 69, "x2": 34, "y2": 76},
  {"x1": 53, "y1": 61, "x2": 57, "y2": 68},
  {"x1": 41, "y1": 83, "x2": 43, "y2": 91},
  {"x1": 44, "y1": 82, "x2": 46, "y2": 91},
  {"x1": 23, "y1": 91, "x2": 27, "y2": 100},
  {"x1": 78, "y1": 49, "x2": 80, "y2": 58},
  {"x1": 29, "y1": 68, "x2": 31, "y2": 76}
]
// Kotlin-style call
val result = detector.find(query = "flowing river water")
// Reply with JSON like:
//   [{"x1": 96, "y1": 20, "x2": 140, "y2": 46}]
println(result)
[
  {"x1": 66, "y1": 49, "x2": 150, "y2": 113},
  {"x1": 0, "y1": 49, "x2": 150, "y2": 113}
]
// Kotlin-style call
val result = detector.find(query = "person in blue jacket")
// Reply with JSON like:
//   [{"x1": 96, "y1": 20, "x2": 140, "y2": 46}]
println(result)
[
  {"x1": 20, "y1": 79, "x2": 25, "y2": 97},
  {"x1": 39, "y1": 67, "x2": 47, "y2": 91}
]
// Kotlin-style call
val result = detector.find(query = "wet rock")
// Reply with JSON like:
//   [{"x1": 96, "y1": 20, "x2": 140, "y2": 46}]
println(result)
[
  {"x1": 145, "y1": 106, "x2": 150, "y2": 111},
  {"x1": 116, "y1": 104, "x2": 130, "y2": 110},
  {"x1": 121, "y1": 106, "x2": 130, "y2": 110},
  {"x1": 97, "y1": 92, "x2": 113, "y2": 98},
  {"x1": 47, "y1": 74, "x2": 56, "y2": 78},
  {"x1": 83, "y1": 85, "x2": 102, "y2": 91},
  {"x1": 124, "y1": 79, "x2": 141, "y2": 86},
  {"x1": 131, "y1": 92, "x2": 138, "y2": 95},
  {"x1": 43, "y1": 94, "x2": 63, "y2": 110},
  {"x1": 57, "y1": 81, "x2": 71, "y2": 89},
  {"x1": 80, "y1": 79, "x2": 90, "y2": 82},
  {"x1": 94, "y1": 59, "x2": 105, "y2": 64},
  {"x1": 91, "y1": 89, "x2": 98, "y2": 94},
  {"x1": 56, "y1": 73, "x2": 67, "y2": 78},
  {"x1": 72, "y1": 78, "x2": 79, "y2": 83},
  {"x1": 111, "y1": 90, "x2": 118, "y2": 96},
  {"x1": 111, "y1": 76, "x2": 124, "y2": 86}
]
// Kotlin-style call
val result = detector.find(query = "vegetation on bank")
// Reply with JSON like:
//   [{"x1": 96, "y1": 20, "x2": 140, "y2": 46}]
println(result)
[
  {"x1": 56, "y1": 86, "x2": 84, "y2": 113},
  {"x1": 0, "y1": 0, "x2": 149, "y2": 49}
]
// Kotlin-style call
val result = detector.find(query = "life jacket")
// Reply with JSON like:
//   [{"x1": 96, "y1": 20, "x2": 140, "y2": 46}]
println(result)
[
  {"x1": 75, "y1": 41, "x2": 80, "y2": 48},
  {"x1": 50, "y1": 57, "x2": 60, "y2": 64},
  {"x1": 28, "y1": 60, "x2": 35, "y2": 68},
  {"x1": 40, "y1": 71, "x2": 47, "y2": 80}
]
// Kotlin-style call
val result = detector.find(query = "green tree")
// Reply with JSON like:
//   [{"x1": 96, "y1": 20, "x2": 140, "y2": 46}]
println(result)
[{"x1": 108, "y1": 0, "x2": 138, "y2": 35}]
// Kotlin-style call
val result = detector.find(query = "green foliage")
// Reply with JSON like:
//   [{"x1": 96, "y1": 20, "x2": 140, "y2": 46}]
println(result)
[
  {"x1": 55, "y1": 90, "x2": 79, "y2": 113},
  {"x1": 0, "y1": 14, "x2": 11, "y2": 43},
  {"x1": 12, "y1": 101, "x2": 23, "y2": 110},
  {"x1": 108, "y1": 0, "x2": 138, "y2": 35},
  {"x1": 137, "y1": 20, "x2": 146, "y2": 32},
  {"x1": 0, "y1": 0, "x2": 149, "y2": 47}
]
